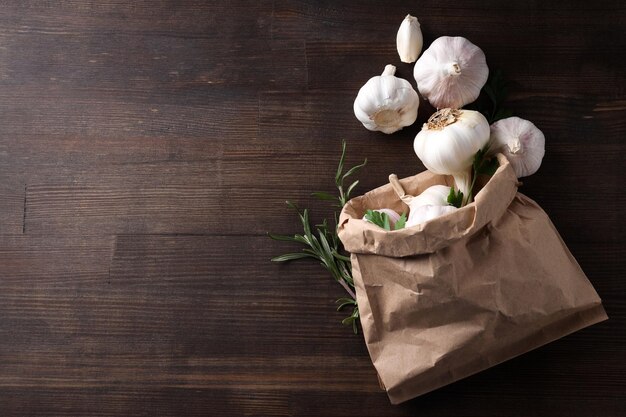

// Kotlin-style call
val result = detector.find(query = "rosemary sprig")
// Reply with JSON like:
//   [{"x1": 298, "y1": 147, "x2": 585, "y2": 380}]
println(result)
[{"x1": 269, "y1": 140, "x2": 366, "y2": 333}]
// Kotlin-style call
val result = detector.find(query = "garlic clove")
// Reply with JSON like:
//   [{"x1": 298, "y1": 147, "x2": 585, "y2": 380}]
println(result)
[
  {"x1": 406, "y1": 204, "x2": 458, "y2": 227},
  {"x1": 489, "y1": 117, "x2": 545, "y2": 178},
  {"x1": 354, "y1": 65, "x2": 420, "y2": 134},
  {"x1": 413, "y1": 36, "x2": 489, "y2": 109},
  {"x1": 396, "y1": 14, "x2": 423, "y2": 64}
]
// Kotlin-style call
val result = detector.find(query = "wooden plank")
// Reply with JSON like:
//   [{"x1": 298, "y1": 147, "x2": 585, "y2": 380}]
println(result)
[
  {"x1": 0, "y1": 185, "x2": 24, "y2": 235},
  {"x1": 273, "y1": 0, "x2": 625, "y2": 47},
  {"x1": 0, "y1": 0, "x2": 273, "y2": 39},
  {"x1": 19, "y1": 92, "x2": 626, "y2": 238},
  {"x1": 0, "y1": 87, "x2": 258, "y2": 140},
  {"x1": 0, "y1": 35, "x2": 305, "y2": 90},
  {"x1": 0, "y1": 0, "x2": 624, "y2": 415},
  {"x1": 305, "y1": 41, "x2": 625, "y2": 95},
  {"x1": 0, "y1": 235, "x2": 113, "y2": 284},
  {"x1": 0, "y1": 235, "x2": 622, "y2": 415},
  {"x1": 0, "y1": 384, "x2": 623, "y2": 417}
]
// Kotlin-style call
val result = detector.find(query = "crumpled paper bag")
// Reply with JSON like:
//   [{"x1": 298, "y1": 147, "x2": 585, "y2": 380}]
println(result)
[{"x1": 338, "y1": 154, "x2": 608, "y2": 404}]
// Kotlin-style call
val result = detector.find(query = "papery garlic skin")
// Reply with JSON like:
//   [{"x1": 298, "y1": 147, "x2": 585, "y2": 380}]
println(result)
[
  {"x1": 396, "y1": 14, "x2": 423, "y2": 64},
  {"x1": 489, "y1": 117, "x2": 545, "y2": 178},
  {"x1": 410, "y1": 185, "x2": 451, "y2": 207},
  {"x1": 354, "y1": 64, "x2": 420, "y2": 134},
  {"x1": 413, "y1": 36, "x2": 488, "y2": 109},
  {"x1": 406, "y1": 204, "x2": 458, "y2": 227},
  {"x1": 414, "y1": 109, "x2": 489, "y2": 174},
  {"x1": 414, "y1": 108, "x2": 490, "y2": 197}
]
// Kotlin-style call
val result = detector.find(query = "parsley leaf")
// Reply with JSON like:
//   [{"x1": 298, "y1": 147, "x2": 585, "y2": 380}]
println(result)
[
  {"x1": 364, "y1": 210, "x2": 407, "y2": 231},
  {"x1": 364, "y1": 209, "x2": 390, "y2": 230},
  {"x1": 447, "y1": 188, "x2": 464, "y2": 208},
  {"x1": 394, "y1": 213, "x2": 407, "y2": 230}
]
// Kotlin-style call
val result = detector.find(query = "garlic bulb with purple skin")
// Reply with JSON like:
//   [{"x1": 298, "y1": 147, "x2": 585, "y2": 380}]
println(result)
[
  {"x1": 413, "y1": 36, "x2": 489, "y2": 109},
  {"x1": 489, "y1": 117, "x2": 545, "y2": 178}
]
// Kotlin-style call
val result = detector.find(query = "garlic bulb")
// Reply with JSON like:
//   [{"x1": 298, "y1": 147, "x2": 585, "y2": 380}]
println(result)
[
  {"x1": 406, "y1": 204, "x2": 458, "y2": 228},
  {"x1": 396, "y1": 14, "x2": 423, "y2": 64},
  {"x1": 410, "y1": 184, "x2": 451, "y2": 207},
  {"x1": 489, "y1": 117, "x2": 545, "y2": 178},
  {"x1": 354, "y1": 64, "x2": 420, "y2": 134},
  {"x1": 388, "y1": 175, "x2": 456, "y2": 227},
  {"x1": 413, "y1": 36, "x2": 488, "y2": 109},
  {"x1": 363, "y1": 208, "x2": 401, "y2": 226},
  {"x1": 414, "y1": 108, "x2": 490, "y2": 197}
]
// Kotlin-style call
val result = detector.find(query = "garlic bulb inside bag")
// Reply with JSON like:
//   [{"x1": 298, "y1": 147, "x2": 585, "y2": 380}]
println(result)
[
  {"x1": 413, "y1": 36, "x2": 488, "y2": 109},
  {"x1": 414, "y1": 108, "x2": 490, "y2": 199},
  {"x1": 489, "y1": 117, "x2": 545, "y2": 178},
  {"x1": 409, "y1": 184, "x2": 451, "y2": 207},
  {"x1": 388, "y1": 175, "x2": 458, "y2": 227},
  {"x1": 354, "y1": 65, "x2": 420, "y2": 134},
  {"x1": 406, "y1": 205, "x2": 458, "y2": 227},
  {"x1": 396, "y1": 14, "x2": 423, "y2": 63}
]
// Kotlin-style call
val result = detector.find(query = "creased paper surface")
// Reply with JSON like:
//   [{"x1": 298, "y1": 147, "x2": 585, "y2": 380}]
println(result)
[{"x1": 338, "y1": 155, "x2": 608, "y2": 404}]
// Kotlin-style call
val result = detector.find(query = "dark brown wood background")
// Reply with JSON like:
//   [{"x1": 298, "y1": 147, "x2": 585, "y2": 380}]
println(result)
[{"x1": 0, "y1": 1, "x2": 624, "y2": 416}]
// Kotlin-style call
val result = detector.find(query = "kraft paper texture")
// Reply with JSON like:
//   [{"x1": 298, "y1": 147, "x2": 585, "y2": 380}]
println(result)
[{"x1": 338, "y1": 154, "x2": 608, "y2": 404}]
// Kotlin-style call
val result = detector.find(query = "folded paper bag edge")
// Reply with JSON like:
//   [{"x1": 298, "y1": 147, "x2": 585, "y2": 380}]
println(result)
[{"x1": 338, "y1": 154, "x2": 518, "y2": 257}]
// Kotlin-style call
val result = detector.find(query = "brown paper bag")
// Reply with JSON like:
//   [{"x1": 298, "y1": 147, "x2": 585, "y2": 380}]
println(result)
[{"x1": 338, "y1": 154, "x2": 608, "y2": 404}]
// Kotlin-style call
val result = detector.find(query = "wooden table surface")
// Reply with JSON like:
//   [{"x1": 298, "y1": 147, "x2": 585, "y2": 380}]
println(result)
[{"x1": 0, "y1": 1, "x2": 624, "y2": 416}]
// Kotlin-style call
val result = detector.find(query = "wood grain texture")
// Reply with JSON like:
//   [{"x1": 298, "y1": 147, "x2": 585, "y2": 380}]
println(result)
[{"x1": 0, "y1": 0, "x2": 624, "y2": 415}]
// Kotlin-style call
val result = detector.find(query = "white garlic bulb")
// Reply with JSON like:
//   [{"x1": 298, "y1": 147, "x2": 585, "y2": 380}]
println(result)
[
  {"x1": 489, "y1": 117, "x2": 545, "y2": 178},
  {"x1": 354, "y1": 64, "x2": 420, "y2": 134},
  {"x1": 388, "y1": 175, "x2": 456, "y2": 227},
  {"x1": 406, "y1": 204, "x2": 458, "y2": 228},
  {"x1": 413, "y1": 36, "x2": 489, "y2": 109},
  {"x1": 414, "y1": 108, "x2": 490, "y2": 197},
  {"x1": 410, "y1": 184, "x2": 451, "y2": 207},
  {"x1": 396, "y1": 14, "x2": 423, "y2": 64}
]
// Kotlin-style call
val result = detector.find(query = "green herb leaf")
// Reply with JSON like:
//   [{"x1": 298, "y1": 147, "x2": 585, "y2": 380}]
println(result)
[
  {"x1": 383, "y1": 213, "x2": 391, "y2": 231},
  {"x1": 335, "y1": 140, "x2": 347, "y2": 185},
  {"x1": 332, "y1": 251, "x2": 351, "y2": 262},
  {"x1": 394, "y1": 213, "x2": 407, "y2": 230},
  {"x1": 311, "y1": 191, "x2": 336, "y2": 201},
  {"x1": 269, "y1": 140, "x2": 363, "y2": 333},
  {"x1": 346, "y1": 180, "x2": 360, "y2": 200},
  {"x1": 267, "y1": 233, "x2": 299, "y2": 242},
  {"x1": 342, "y1": 159, "x2": 367, "y2": 181},
  {"x1": 336, "y1": 297, "x2": 357, "y2": 311},
  {"x1": 271, "y1": 252, "x2": 316, "y2": 262},
  {"x1": 473, "y1": 147, "x2": 500, "y2": 176},
  {"x1": 364, "y1": 209, "x2": 386, "y2": 230},
  {"x1": 447, "y1": 187, "x2": 464, "y2": 208}
]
